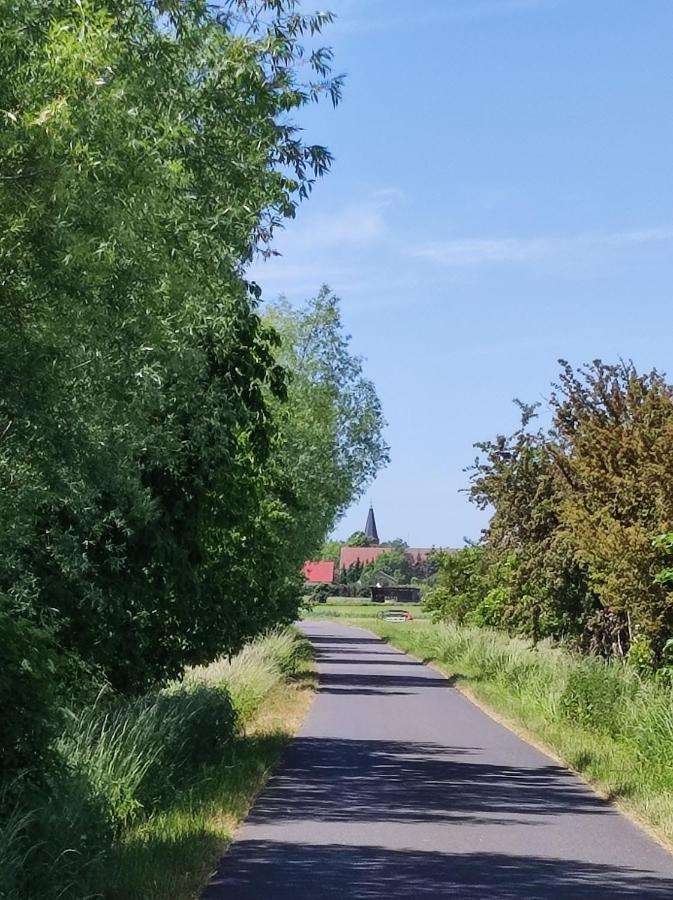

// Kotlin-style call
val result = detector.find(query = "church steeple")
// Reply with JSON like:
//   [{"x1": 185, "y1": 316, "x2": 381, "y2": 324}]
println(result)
[{"x1": 364, "y1": 504, "x2": 379, "y2": 544}]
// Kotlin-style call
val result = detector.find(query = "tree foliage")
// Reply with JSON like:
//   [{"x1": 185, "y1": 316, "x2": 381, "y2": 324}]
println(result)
[
  {"x1": 318, "y1": 539, "x2": 342, "y2": 566},
  {"x1": 359, "y1": 548, "x2": 408, "y2": 585},
  {"x1": 0, "y1": 0, "x2": 389, "y2": 782},
  {"x1": 346, "y1": 531, "x2": 377, "y2": 547},
  {"x1": 440, "y1": 360, "x2": 673, "y2": 661}
]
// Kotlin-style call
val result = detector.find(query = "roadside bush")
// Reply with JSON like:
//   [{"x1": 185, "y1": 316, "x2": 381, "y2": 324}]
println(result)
[
  {"x1": 629, "y1": 682, "x2": 673, "y2": 772},
  {"x1": 0, "y1": 600, "x2": 59, "y2": 783},
  {"x1": 312, "y1": 583, "x2": 331, "y2": 604},
  {"x1": 0, "y1": 802, "x2": 40, "y2": 900},
  {"x1": 559, "y1": 659, "x2": 635, "y2": 737},
  {"x1": 335, "y1": 584, "x2": 361, "y2": 597},
  {"x1": 1, "y1": 628, "x2": 307, "y2": 900},
  {"x1": 628, "y1": 633, "x2": 655, "y2": 674},
  {"x1": 425, "y1": 548, "x2": 515, "y2": 629}
]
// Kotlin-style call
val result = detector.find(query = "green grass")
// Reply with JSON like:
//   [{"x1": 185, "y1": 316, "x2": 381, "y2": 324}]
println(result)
[
  {"x1": 1, "y1": 628, "x2": 315, "y2": 900},
  {"x1": 329, "y1": 617, "x2": 673, "y2": 848},
  {"x1": 304, "y1": 598, "x2": 431, "y2": 620}
]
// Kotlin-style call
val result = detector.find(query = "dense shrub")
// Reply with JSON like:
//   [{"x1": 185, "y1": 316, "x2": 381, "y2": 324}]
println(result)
[
  {"x1": 0, "y1": 0, "x2": 384, "y2": 708},
  {"x1": 1, "y1": 628, "x2": 306, "y2": 899},
  {"x1": 188, "y1": 628, "x2": 304, "y2": 721},
  {"x1": 447, "y1": 361, "x2": 673, "y2": 658},
  {"x1": 558, "y1": 660, "x2": 636, "y2": 737},
  {"x1": 0, "y1": 600, "x2": 59, "y2": 783},
  {"x1": 0, "y1": 2, "x2": 386, "y2": 798},
  {"x1": 312, "y1": 583, "x2": 331, "y2": 604}
]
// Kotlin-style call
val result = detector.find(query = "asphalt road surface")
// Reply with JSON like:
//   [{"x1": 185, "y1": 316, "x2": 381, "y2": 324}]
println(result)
[{"x1": 203, "y1": 620, "x2": 673, "y2": 899}]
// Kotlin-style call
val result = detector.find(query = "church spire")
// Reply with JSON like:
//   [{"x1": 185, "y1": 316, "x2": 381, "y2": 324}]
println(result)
[{"x1": 364, "y1": 504, "x2": 379, "y2": 544}]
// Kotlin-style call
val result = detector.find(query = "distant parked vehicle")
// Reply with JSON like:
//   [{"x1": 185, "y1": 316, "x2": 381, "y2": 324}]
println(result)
[{"x1": 380, "y1": 609, "x2": 413, "y2": 622}]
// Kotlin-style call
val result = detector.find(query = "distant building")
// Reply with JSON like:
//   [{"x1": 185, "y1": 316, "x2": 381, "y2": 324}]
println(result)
[
  {"x1": 364, "y1": 503, "x2": 379, "y2": 543},
  {"x1": 406, "y1": 548, "x2": 432, "y2": 563},
  {"x1": 370, "y1": 585, "x2": 422, "y2": 604},
  {"x1": 339, "y1": 545, "x2": 433, "y2": 572},
  {"x1": 304, "y1": 505, "x2": 439, "y2": 585},
  {"x1": 339, "y1": 545, "x2": 387, "y2": 570},
  {"x1": 302, "y1": 560, "x2": 335, "y2": 584}
]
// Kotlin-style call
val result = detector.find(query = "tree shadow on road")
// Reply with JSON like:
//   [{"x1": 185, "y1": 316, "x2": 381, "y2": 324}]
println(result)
[
  {"x1": 243, "y1": 737, "x2": 609, "y2": 829},
  {"x1": 204, "y1": 841, "x2": 673, "y2": 899},
  {"x1": 317, "y1": 671, "x2": 449, "y2": 694}
]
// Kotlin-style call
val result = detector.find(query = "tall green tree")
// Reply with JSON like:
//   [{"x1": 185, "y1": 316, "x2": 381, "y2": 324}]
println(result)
[
  {"x1": 257, "y1": 287, "x2": 389, "y2": 609},
  {"x1": 550, "y1": 360, "x2": 673, "y2": 649},
  {"x1": 467, "y1": 360, "x2": 673, "y2": 655},
  {"x1": 0, "y1": 0, "x2": 344, "y2": 694}
]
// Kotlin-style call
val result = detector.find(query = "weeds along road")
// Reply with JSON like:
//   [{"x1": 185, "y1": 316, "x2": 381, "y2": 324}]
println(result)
[{"x1": 203, "y1": 621, "x2": 673, "y2": 899}]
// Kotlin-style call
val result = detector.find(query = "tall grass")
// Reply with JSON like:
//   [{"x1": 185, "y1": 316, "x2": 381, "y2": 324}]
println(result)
[
  {"x1": 0, "y1": 628, "x2": 311, "y2": 900},
  {"x1": 363, "y1": 620, "x2": 673, "y2": 843},
  {"x1": 0, "y1": 798, "x2": 36, "y2": 900},
  {"x1": 189, "y1": 627, "x2": 310, "y2": 720}
]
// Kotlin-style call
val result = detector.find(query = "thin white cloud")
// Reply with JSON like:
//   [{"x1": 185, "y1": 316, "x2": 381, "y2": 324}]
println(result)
[
  {"x1": 414, "y1": 227, "x2": 673, "y2": 267},
  {"x1": 247, "y1": 189, "x2": 405, "y2": 300},
  {"x1": 248, "y1": 257, "x2": 370, "y2": 298},
  {"x1": 267, "y1": 188, "x2": 402, "y2": 254}
]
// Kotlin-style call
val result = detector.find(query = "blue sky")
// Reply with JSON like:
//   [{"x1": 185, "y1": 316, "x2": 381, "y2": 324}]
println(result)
[{"x1": 249, "y1": 0, "x2": 673, "y2": 548}]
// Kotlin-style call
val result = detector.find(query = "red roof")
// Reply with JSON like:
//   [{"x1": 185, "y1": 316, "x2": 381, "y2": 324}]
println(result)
[
  {"x1": 339, "y1": 546, "x2": 433, "y2": 570},
  {"x1": 303, "y1": 560, "x2": 335, "y2": 584},
  {"x1": 406, "y1": 548, "x2": 431, "y2": 561},
  {"x1": 339, "y1": 546, "x2": 387, "y2": 570}
]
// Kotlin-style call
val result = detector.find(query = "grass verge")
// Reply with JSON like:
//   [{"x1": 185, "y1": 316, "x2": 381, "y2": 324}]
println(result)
[
  {"x1": 1, "y1": 628, "x2": 315, "y2": 900},
  {"x1": 335, "y1": 617, "x2": 673, "y2": 850},
  {"x1": 304, "y1": 599, "x2": 430, "y2": 620}
]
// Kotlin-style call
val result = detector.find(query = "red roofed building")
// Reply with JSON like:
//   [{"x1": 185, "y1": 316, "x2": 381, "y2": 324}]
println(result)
[
  {"x1": 339, "y1": 545, "x2": 433, "y2": 572},
  {"x1": 406, "y1": 548, "x2": 431, "y2": 562},
  {"x1": 304, "y1": 506, "x2": 438, "y2": 587},
  {"x1": 303, "y1": 560, "x2": 335, "y2": 584},
  {"x1": 339, "y1": 546, "x2": 387, "y2": 570}
]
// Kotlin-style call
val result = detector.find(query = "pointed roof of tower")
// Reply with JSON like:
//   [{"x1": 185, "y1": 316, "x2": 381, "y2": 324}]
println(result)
[{"x1": 364, "y1": 504, "x2": 379, "y2": 544}]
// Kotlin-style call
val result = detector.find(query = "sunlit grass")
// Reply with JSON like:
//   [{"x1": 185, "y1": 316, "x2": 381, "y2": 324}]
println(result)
[{"x1": 303, "y1": 598, "x2": 431, "y2": 620}]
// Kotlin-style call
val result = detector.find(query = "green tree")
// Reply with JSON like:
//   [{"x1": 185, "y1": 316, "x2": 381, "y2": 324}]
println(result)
[
  {"x1": 319, "y1": 540, "x2": 342, "y2": 566},
  {"x1": 257, "y1": 287, "x2": 389, "y2": 613},
  {"x1": 346, "y1": 531, "x2": 377, "y2": 547},
  {"x1": 381, "y1": 538, "x2": 409, "y2": 550},
  {"x1": 468, "y1": 360, "x2": 673, "y2": 655},
  {"x1": 549, "y1": 360, "x2": 673, "y2": 649},
  {"x1": 0, "y1": 0, "x2": 344, "y2": 694},
  {"x1": 469, "y1": 401, "x2": 595, "y2": 643},
  {"x1": 361, "y1": 548, "x2": 410, "y2": 585},
  {"x1": 425, "y1": 547, "x2": 514, "y2": 627}
]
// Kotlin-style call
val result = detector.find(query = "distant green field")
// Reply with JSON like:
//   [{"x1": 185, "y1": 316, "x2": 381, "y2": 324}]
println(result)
[{"x1": 302, "y1": 599, "x2": 431, "y2": 620}]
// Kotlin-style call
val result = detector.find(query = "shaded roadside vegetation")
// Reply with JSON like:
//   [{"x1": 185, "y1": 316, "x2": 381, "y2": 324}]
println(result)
[
  {"x1": 1, "y1": 629, "x2": 314, "y2": 900},
  {"x1": 364, "y1": 620, "x2": 673, "y2": 846},
  {"x1": 0, "y1": 2, "x2": 386, "y2": 895}
]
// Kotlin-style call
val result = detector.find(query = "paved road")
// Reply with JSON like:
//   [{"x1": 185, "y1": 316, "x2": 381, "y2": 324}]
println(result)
[{"x1": 203, "y1": 621, "x2": 673, "y2": 899}]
